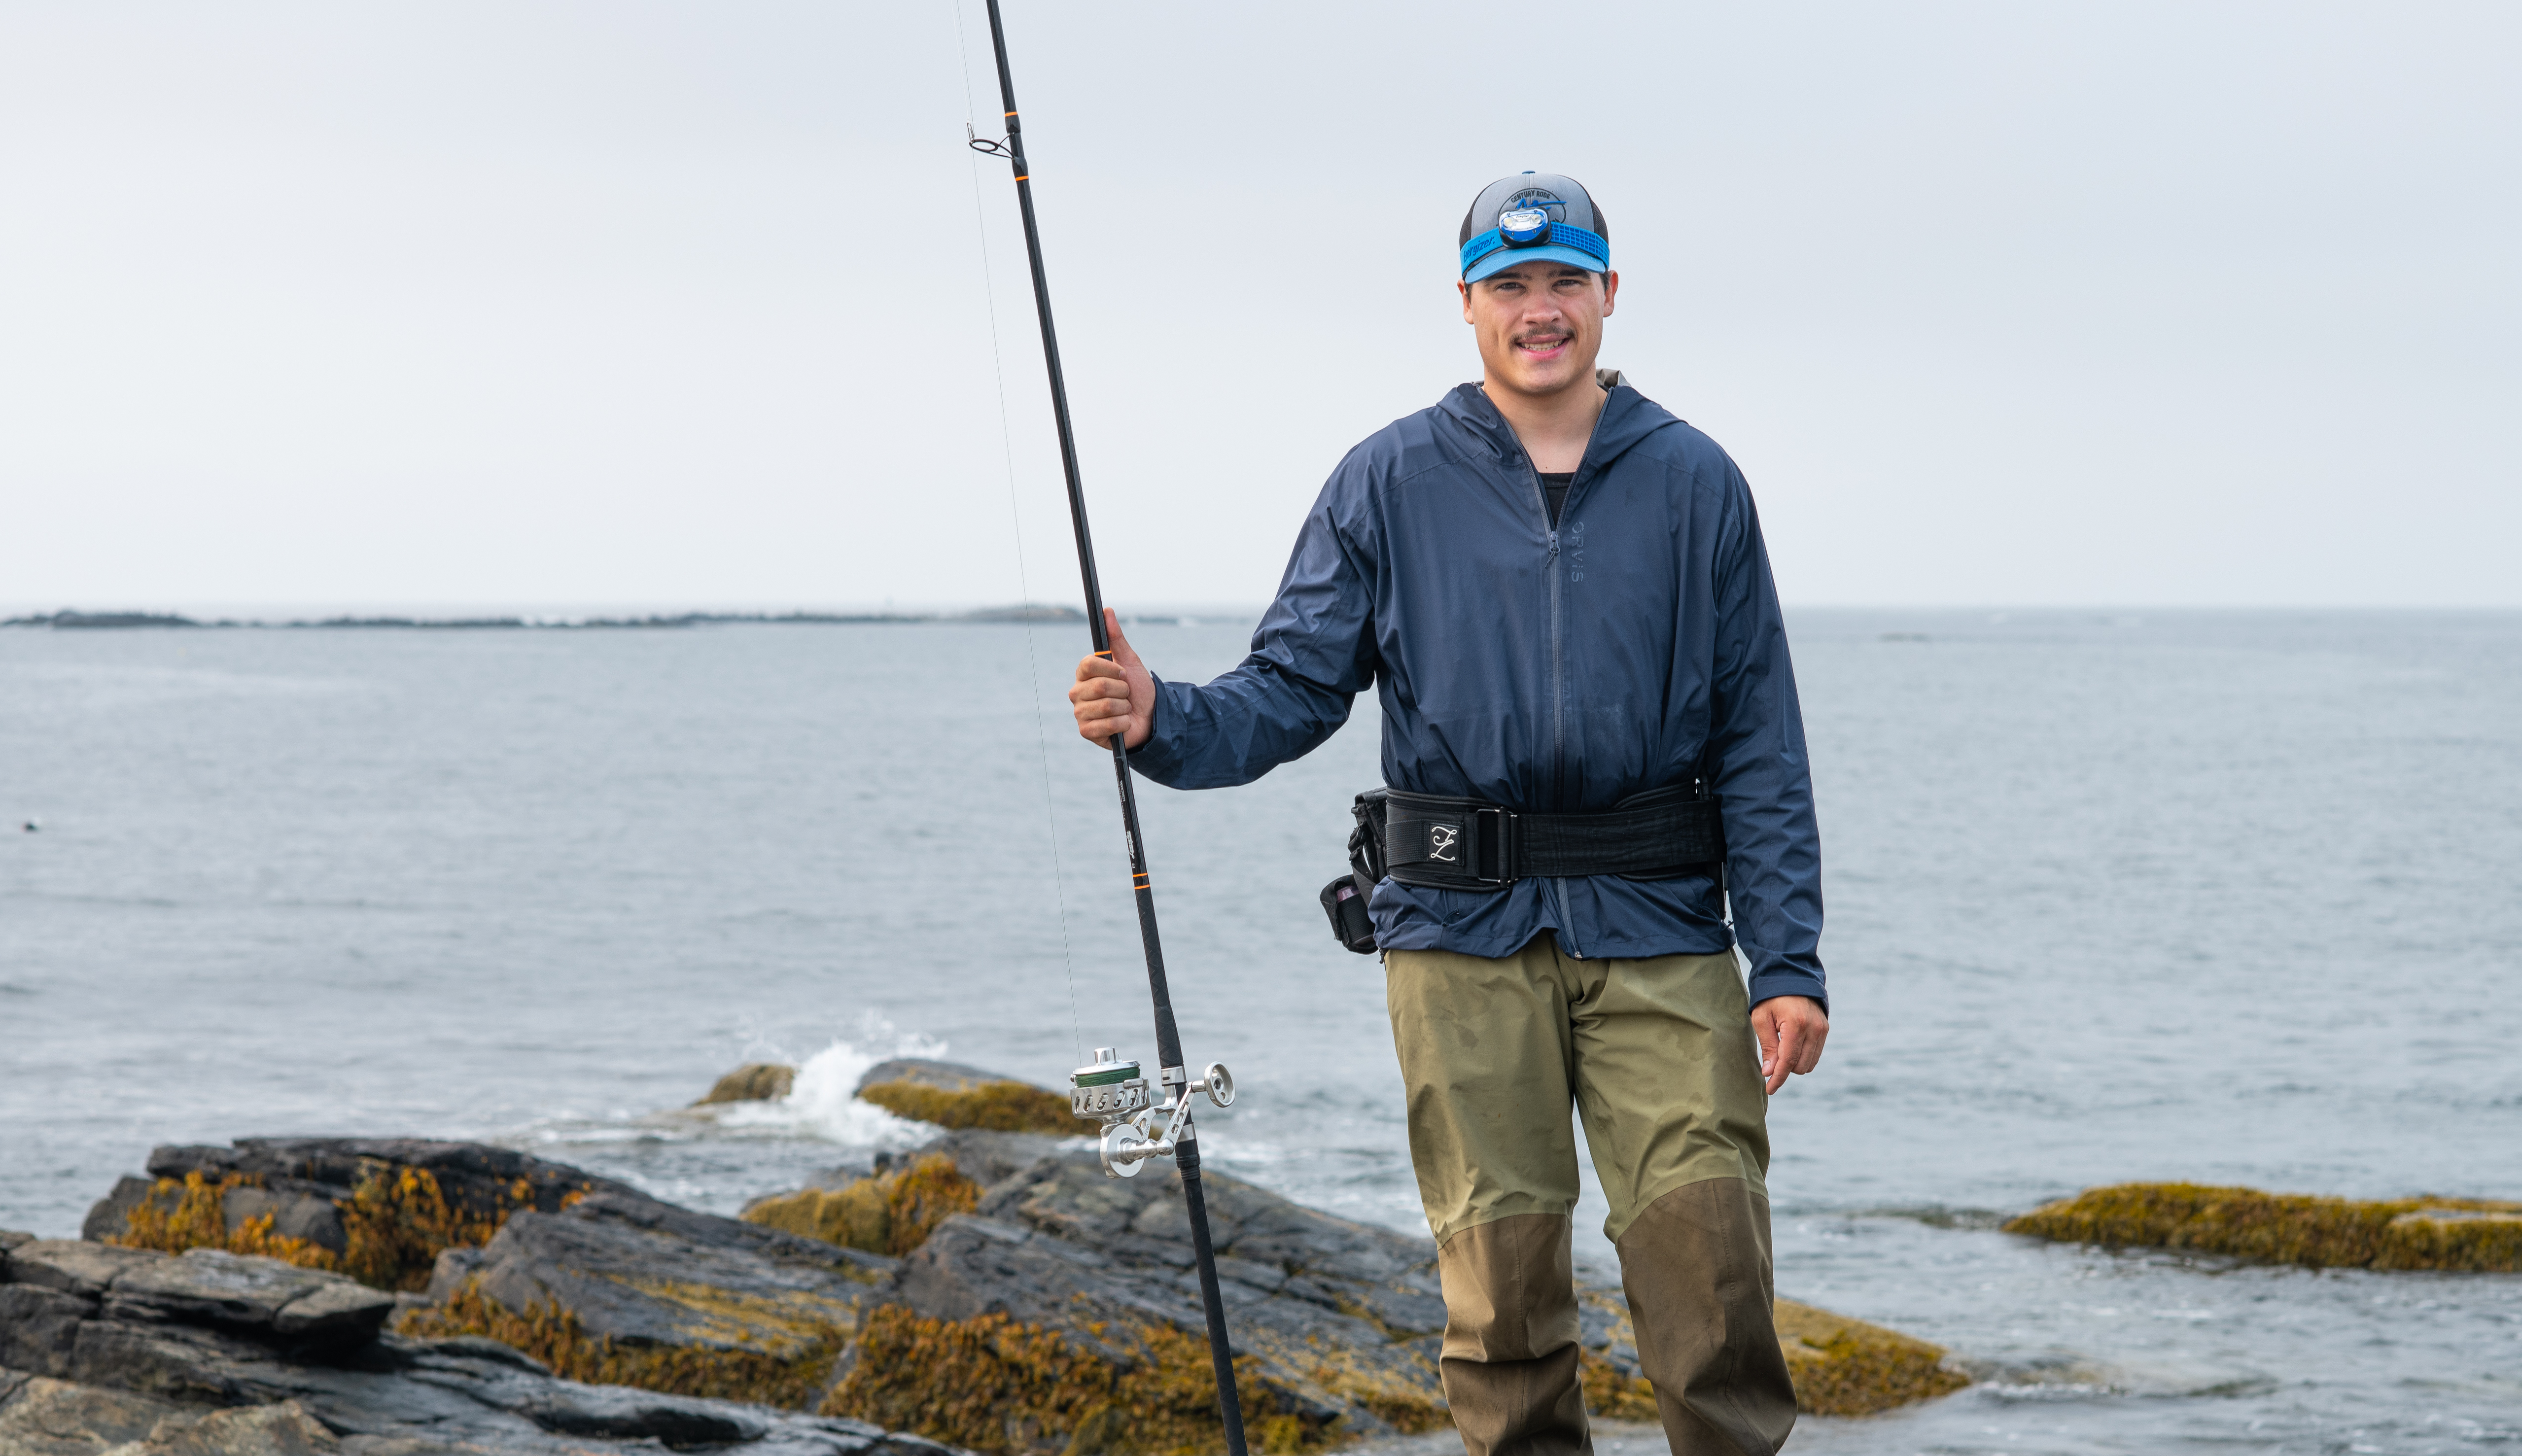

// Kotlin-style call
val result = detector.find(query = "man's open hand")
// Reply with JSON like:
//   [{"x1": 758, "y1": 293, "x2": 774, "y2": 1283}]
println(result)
[
  {"x1": 1068, "y1": 609, "x2": 1154, "y2": 750},
  {"x1": 1752, "y1": 995, "x2": 1829, "y2": 1095}
]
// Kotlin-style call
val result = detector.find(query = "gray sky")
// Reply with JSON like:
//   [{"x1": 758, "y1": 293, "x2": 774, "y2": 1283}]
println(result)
[{"x1": 3, "y1": 1, "x2": 2515, "y2": 611}]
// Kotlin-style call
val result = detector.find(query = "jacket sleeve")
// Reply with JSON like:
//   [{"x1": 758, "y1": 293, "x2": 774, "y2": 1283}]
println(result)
[
  {"x1": 1124, "y1": 492, "x2": 1379, "y2": 790},
  {"x1": 1705, "y1": 460, "x2": 1829, "y2": 1012}
]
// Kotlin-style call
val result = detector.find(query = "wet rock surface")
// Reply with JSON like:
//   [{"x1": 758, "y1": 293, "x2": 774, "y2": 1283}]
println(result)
[
  {"x1": 430, "y1": 1192, "x2": 897, "y2": 1356},
  {"x1": 859, "y1": 1129, "x2": 1687, "y2": 1441},
  {"x1": 850, "y1": 1062, "x2": 1020, "y2": 1098},
  {"x1": 0, "y1": 1232, "x2": 968, "y2": 1455},
  {"x1": 888, "y1": 1134, "x2": 1456, "y2": 1435}
]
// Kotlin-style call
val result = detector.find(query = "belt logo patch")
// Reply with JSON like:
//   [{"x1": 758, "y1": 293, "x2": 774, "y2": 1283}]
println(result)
[{"x1": 1427, "y1": 823, "x2": 1461, "y2": 863}]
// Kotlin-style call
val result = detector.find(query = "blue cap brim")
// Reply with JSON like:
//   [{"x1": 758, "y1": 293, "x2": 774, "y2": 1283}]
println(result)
[{"x1": 1464, "y1": 243, "x2": 1608, "y2": 284}]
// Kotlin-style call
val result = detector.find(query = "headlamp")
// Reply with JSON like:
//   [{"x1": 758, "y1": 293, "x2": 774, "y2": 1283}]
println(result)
[{"x1": 1498, "y1": 207, "x2": 1553, "y2": 245}]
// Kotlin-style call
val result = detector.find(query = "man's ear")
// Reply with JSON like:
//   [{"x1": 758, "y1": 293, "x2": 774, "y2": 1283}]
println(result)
[
  {"x1": 1601, "y1": 270, "x2": 1619, "y2": 317},
  {"x1": 1459, "y1": 279, "x2": 1473, "y2": 324}
]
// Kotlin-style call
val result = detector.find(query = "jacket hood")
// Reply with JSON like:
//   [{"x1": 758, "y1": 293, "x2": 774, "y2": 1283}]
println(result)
[{"x1": 1434, "y1": 371, "x2": 1682, "y2": 476}]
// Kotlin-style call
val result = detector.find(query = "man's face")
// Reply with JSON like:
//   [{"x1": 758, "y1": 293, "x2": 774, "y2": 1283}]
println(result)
[{"x1": 1459, "y1": 260, "x2": 1619, "y2": 399}]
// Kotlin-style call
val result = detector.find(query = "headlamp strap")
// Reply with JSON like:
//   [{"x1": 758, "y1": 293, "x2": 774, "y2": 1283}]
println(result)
[{"x1": 1459, "y1": 221, "x2": 1610, "y2": 276}]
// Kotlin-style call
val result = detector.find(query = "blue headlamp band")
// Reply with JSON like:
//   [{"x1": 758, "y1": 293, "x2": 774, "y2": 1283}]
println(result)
[{"x1": 1459, "y1": 221, "x2": 1610, "y2": 277}]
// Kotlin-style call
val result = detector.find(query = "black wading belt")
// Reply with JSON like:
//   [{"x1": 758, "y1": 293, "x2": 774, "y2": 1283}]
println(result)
[
  {"x1": 1379, "y1": 780, "x2": 1724, "y2": 890},
  {"x1": 1320, "y1": 780, "x2": 1726, "y2": 953}
]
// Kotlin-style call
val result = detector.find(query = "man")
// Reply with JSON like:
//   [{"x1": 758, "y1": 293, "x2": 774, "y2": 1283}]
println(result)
[{"x1": 1068, "y1": 172, "x2": 1826, "y2": 1456}]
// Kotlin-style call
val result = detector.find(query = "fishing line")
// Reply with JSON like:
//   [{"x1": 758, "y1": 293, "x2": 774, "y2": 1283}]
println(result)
[{"x1": 951, "y1": 0, "x2": 1085, "y2": 1068}]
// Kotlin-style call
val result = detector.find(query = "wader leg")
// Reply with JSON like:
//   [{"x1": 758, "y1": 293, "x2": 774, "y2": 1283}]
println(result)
[
  {"x1": 1614, "y1": 1180, "x2": 1797, "y2": 1456},
  {"x1": 1562, "y1": 948, "x2": 1791, "y2": 1454},
  {"x1": 1436, "y1": 1213, "x2": 1590, "y2": 1456},
  {"x1": 1387, "y1": 939, "x2": 1590, "y2": 1456}
]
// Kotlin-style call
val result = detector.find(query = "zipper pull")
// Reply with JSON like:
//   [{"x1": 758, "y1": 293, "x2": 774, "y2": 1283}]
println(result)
[{"x1": 1546, "y1": 529, "x2": 1559, "y2": 556}]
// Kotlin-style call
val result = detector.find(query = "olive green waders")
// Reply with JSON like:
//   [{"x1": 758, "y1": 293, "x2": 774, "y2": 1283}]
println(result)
[{"x1": 1386, "y1": 936, "x2": 1797, "y2": 1456}]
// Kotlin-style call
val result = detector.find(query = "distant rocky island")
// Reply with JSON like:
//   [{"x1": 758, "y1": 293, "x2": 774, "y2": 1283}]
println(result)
[
  {"x1": 0, "y1": 1058, "x2": 1978, "y2": 1456},
  {"x1": 4, "y1": 606, "x2": 1100, "y2": 631}
]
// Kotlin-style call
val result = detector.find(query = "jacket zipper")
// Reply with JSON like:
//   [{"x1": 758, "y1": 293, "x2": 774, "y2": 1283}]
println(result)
[
  {"x1": 1516, "y1": 452, "x2": 1570, "y2": 946},
  {"x1": 1516, "y1": 455, "x2": 1561, "y2": 803},
  {"x1": 1504, "y1": 393, "x2": 1604, "y2": 952}
]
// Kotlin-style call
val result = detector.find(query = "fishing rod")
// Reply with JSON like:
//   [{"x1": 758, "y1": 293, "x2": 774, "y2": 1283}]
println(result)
[{"x1": 968, "y1": 2, "x2": 1249, "y2": 1451}]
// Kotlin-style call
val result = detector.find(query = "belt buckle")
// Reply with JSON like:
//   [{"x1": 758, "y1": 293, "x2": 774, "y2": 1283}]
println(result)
[{"x1": 1472, "y1": 806, "x2": 1515, "y2": 886}]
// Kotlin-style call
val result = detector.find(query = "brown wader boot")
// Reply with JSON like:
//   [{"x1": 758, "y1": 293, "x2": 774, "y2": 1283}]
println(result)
[{"x1": 1387, "y1": 936, "x2": 1798, "y2": 1456}]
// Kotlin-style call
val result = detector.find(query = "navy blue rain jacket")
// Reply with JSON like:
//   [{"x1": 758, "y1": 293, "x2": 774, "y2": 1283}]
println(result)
[{"x1": 1127, "y1": 381, "x2": 1826, "y2": 1010}]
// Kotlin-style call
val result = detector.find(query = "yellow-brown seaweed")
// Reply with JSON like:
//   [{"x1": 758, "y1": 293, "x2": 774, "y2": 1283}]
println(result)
[
  {"x1": 822, "y1": 1305, "x2": 1331, "y2": 1456},
  {"x1": 397, "y1": 1284, "x2": 848, "y2": 1409},
  {"x1": 739, "y1": 1154, "x2": 981, "y2": 1257},
  {"x1": 2003, "y1": 1182, "x2": 2522, "y2": 1271},
  {"x1": 858, "y1": 1078, "x2": 1076, "y2": 1134},
  {"x1": 111, "y1": 1163, "x2": 563, "y2": 1291}
]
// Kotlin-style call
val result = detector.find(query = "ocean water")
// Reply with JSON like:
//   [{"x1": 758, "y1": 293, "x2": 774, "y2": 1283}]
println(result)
[{"x1": 2, "y1": 610, "x2": 2517, "y2": 1454}]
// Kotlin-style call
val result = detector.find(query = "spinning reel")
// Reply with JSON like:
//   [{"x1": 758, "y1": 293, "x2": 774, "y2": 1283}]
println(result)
[{"x1": 1070, "y1": 1047, "x2": 1235, "y2": 1179}]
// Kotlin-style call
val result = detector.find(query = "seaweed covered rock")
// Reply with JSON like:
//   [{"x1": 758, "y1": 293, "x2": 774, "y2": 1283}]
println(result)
[
  {"x1": 84, "y1": 1138, "x2": 650, "y2": 1291},
  {"x1": 700, "y1": 1063, "x2": 799, "y2": 1105},
  {"x1": 0, "y1": 1237, "x2": 967, "y2": 1455},
  {"x1": 2004, "y1": 1182, "x2": 2522, "y2": 1271},
  {"x1": 852, "y1": 1061, "x2": 1073, "y2": 1135},
  {"x1": 743, "y1": 1154, "x2": 982, "y2": 1257},
  {"x1": 405, "y1": 1189, "x2": 899, "y2": 1407},
  {"x1": 830, "y1": 1139, "x2": 1454, "y2": 1453}
]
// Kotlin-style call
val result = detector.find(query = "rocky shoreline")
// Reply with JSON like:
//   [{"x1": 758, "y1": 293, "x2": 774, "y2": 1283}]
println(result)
[{"x1": 3, "y1": 1060, "x2": 1970, "y2": 1455}]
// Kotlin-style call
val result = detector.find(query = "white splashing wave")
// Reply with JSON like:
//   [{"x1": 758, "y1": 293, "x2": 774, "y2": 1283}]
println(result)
[{"x1": 712, "y1": 1037, "x2": 939, "y2": 1150}]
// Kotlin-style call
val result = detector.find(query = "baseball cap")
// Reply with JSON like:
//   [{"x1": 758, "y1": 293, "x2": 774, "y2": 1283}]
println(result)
[{"x1": 1458, "y1": 172, "x2": 1610, "y2": 283}]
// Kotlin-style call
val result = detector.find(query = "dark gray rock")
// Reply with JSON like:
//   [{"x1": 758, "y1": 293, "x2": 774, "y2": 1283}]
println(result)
[
  {"x1": 6, "y1": 1332, "x2": 962, "y2": 1455},
  {"x1": 221, "y1": 1183, "x2": 350, "y2": 1253},
  {"x1": 67, "y1": 1316, "x2": 310, "y2": 1407},
  {"x1": 0, "y1": 1372, "x2": 185, "y2": 1454},
  {"x1": 451, "y1": 1193, "x2": 894, "y2": 1358},
  {"x1": 2, "y1": 1277, "x2": 973, "y2": 1456},
  {"x1": 0, "y1": 1283, "x2": 93, "y2": 1376},
  {"x1": 4, "y1": 1207, "x2": 970, "y2": 1455},
  {"x1": 2, "y1": 1227, "x2": 35, "y2": 1253},
  {"x1": 798, "y1": 1163, "x2": 876, "y2": 1193},
  {"x1": 879, "y1": 1140, "x2": 1452, "y2": 1435},
  {"x1": 851, "y1": 1059, "x2": 1030, "y2": 1096},
  {"x1": 83, "y1": 1175, "x2": 173, "y2": 1245},
  {"x1": 118, "y1": 1140, "x2": 657, "y2": 1241},
  {"x1": 105, "y1": 1249, "x2": 396, "y2": 1345},
  {"x1": 922, "y1": 1130, "x2": 1067, "y2": 1189},
  {"x1": 129, "y1": 1399, "x2": 341, "y2": 1455},
  {"x1": 9, "y1": 1240, "x2": 164, "y2": 1298},
  {"x1": 83, "y1": 1171, "x2": 352, "y2": 1254},
  {"x1": 418, "y1": 1248, "x2": 485, "y2": 1303}
]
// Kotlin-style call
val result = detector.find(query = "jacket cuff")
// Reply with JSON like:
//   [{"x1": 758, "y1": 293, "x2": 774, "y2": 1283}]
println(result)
[
  {"x1": 1747, "y1": 967, "x2": 1828, "y2": 1017},
  {"x1": 1121, "y1": 676, "x2": 1184, "y2": 784}
]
